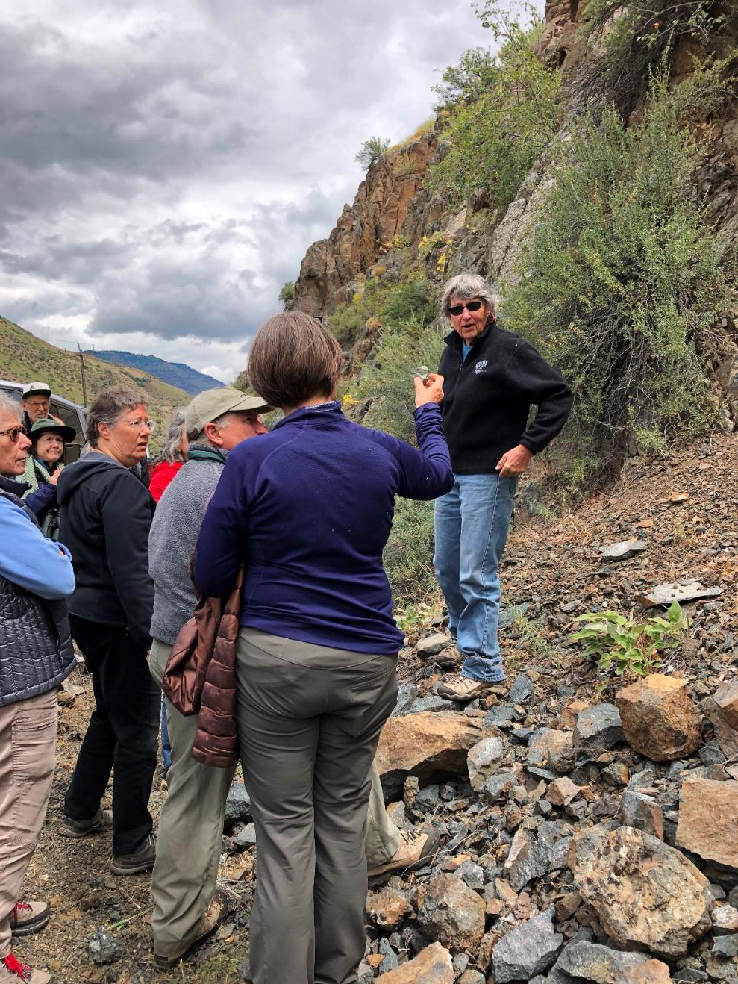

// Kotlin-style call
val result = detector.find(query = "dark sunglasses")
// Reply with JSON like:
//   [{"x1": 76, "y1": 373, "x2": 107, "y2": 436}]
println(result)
[
  {"x1": 0, "y1": 427, "x2": 22, "y2": 443},
  {"x1": 448, "y1": 300, "x2": 484, "y2": 316}
]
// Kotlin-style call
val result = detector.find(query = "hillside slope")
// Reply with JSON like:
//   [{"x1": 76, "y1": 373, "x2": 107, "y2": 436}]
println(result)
[
  {"x1": 0, "y1": 316, "x2": 190, "y2": 441},
  {"x1": 87, "y1": 350, "x2": 224, "y2": 395}
]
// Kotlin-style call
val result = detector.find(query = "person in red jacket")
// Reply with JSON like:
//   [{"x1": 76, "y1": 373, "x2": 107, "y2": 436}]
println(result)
[{"x1": 148, "y1": 408, "x2": 188, "y2": 503}]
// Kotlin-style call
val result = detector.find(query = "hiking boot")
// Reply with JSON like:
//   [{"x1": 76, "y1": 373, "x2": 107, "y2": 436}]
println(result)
[
  {"x1": 60, "y1": 807, "x2": 112, "y2": 838},
  {"x1": 9, "y1": 902, "x2": 50, "y2": 938},
  {"x1": 0, "y1": 953, "x2": 51, "y2": 983},
  {"x1": 110, "y1": 833, "x2": 156, "y2": 875},
  {"x1": 367, "y1": 825, "x2": 441, "y2": 879},
  {"x1": 436, "y1": 678, "x2": 491, "y2": 702},
  {"x1": 153, "y1": 887, "x2": 234, "y2": 969}
]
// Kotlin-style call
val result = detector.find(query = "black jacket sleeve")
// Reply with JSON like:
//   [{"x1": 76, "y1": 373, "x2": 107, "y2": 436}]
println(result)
[
  {"x1": 23, "y1": 482, "x2": 56, "y2": 519},
  {"x1": 508, "y1": 341, "x2": 573, "y2": 454},
  {"x1": 100, "y1": 470, "x2": 154, "y2": 649}
]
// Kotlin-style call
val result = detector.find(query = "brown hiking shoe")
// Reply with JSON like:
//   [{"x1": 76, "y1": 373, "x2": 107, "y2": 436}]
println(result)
[
  {"x1": 0, "y1": 953, "x2": 51, "y2": 984},
  {"x1": 110, "y1": 833, "x2": 156, "y2": 876},
  {"x1": 60, "y1": 807, "x2": 112, "y2": 839},
  {"x1": 9, "y1": 901, "x2": 50, "y2": 938},
  {"x1": 436, "y1": 678, "x2": 490, "y2": 702},
  {"x1": 154, "y1": 887, "x2": 234, "y2": 970},
  {"x1": 367, "y1": 825, "x2": 441, "y2": 879}
]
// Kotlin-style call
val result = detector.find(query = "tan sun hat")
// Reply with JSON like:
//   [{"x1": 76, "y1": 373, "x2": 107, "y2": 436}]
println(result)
[{"x1": 185, "y1": 387, "x2": 271, "y2": 437}]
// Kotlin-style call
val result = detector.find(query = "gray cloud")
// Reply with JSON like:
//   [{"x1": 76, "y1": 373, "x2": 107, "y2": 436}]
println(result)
[{"x1": 0, "y1": 0, "x2": 540, "y2": 377}]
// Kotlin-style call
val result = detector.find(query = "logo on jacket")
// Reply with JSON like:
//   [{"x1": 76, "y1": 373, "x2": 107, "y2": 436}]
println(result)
[{"x1": 474, "y1": 360, "x2": 488, "y2": 375}]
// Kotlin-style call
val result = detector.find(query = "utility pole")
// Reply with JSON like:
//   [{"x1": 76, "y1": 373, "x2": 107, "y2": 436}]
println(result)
[{"x1": 77, "y1": 344, "x2": 88, "y2": 406}]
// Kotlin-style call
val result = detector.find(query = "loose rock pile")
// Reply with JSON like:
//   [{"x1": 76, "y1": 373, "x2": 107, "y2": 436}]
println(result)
[{"x1": 343, "y1": 649, "x2": 738, "y2": 984}]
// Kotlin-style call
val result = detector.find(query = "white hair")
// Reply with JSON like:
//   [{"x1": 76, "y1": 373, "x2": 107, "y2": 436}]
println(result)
[{"x1": 440, "y1": 273, "x2": 497, "y2": 319}]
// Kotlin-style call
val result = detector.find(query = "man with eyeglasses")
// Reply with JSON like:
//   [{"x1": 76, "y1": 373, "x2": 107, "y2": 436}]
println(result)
[
  {"x1": 20, "y1": 383, "x2": 63, "y2": 435},
  {"x1": 0, "y1": 393, "x2": 76, "y2": 984},
  {"x1": 433, "y1": 274, "x2": 573, "y2": 703}
]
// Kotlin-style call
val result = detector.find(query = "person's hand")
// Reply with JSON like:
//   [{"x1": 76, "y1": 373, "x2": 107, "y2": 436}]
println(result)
[
  {"x1": 495, "y1": 444, "x2": 532, "y2": 476},
  {"x1": 48, "y1": 471, "x2": 60, "y2": 486},
  {"x1": 414, "y1": 372, "x2": 444, "y2": 408}
]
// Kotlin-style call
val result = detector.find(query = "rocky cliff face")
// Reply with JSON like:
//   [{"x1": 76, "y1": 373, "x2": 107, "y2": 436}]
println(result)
[{"x1": 291, "y1": 0, "x2": 738, "y2": 422}]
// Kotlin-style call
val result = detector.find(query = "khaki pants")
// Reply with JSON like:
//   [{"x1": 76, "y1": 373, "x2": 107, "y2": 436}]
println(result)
[
  {"x1": 147, "y1": 637, "x2": 401, "y2": 960},
  {"x1": 237, "y1": 629, "x2": 398, "y2": 984},
  {"x1": 0, "y1": 690, "x2": 57, "y2": 958},
  {"x1": 148, "y1": 641, "x2": 235, "y2": 958}
]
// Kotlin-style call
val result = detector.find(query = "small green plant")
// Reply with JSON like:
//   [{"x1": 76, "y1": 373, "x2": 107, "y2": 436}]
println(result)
[
  {"x1": 571, "y1": 601, "x2": 686, "y2": 677},
  {"x1": 355, "y1": 136, "x2": 391, "y2": 171},
  {"x1": 278, "y1": 280, "x2": 295, "y2": 305}
]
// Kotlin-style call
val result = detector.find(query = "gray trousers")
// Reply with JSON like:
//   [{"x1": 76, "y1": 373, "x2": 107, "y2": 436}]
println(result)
[
  {"x1": 148, "y1": 640, "x2": 236, "y2": 957},
  {"x1": 237, "y1": 629, "x2": 398, "y2": 984}
]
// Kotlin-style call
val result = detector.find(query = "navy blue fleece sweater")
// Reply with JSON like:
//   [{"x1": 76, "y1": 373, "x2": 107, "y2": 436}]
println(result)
[{"x1": 194, "y1": 401, "x2": 453, "y2": 655}]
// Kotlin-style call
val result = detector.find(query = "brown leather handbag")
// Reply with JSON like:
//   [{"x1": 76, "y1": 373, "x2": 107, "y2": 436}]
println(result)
[{"x1": 162, "y1": 566, "x2": 244, "y2": 717}]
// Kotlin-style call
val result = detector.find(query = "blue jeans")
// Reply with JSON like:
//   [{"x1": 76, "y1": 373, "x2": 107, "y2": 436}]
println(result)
[
  {"x1": 433, "y1": 473, "x2": 518, "y2": 683},
  {"x1": 160, "y1": 695, "x2": 172, "y2": 773}
]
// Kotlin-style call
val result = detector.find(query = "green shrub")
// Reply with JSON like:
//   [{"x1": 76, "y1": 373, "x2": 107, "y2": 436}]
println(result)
[
  {"x1": 354, "y1": 318, "x2": 446, "y2": 443},
  {"x1": 501, "y1": 67, "x2": 733, "y2": 493},
  {"x1": 279, "y1": 280, "x2": 295, "y2": 304},
  {"x1": 571, "y1": 602, "x2": 686, "y2": 677},
  {"x1": 384, "y1": 497, "x2": 440, "y2": 609},
  {"x1": 327, "y1": 279, "x2": 437, "y2": 349},
  {"x1": 355, "y1": 136, "x2": 391, "y2": 171},
  {"x1": 429, "y1": 23, "x2": 561, "y2": 212}
]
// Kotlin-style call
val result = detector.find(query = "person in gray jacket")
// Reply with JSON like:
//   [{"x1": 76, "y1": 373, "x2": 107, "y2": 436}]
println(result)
[{"x1": 0, "y1": 393, "x2": 76, "y2": 984}]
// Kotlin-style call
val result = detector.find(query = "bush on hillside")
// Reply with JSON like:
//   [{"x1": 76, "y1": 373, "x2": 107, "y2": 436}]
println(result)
[
  {"x1": 327, "y1": 279, "x2": 437, "y2": 349},
  {"x1": 429, "y1": 22, "x2": 561, "y2": 212},
  {"x1": 502, "y1": 67, "x2": 734, "y2": 494},
  {"x1": 279, "y1": 280, "x2": 295, "y2": 305},
  {"x1": 384, "y1": 497, "x2": 440, "y2": 610},
  {"x1": 355, "y1": 137, "x2": 391, "y2": 171}
]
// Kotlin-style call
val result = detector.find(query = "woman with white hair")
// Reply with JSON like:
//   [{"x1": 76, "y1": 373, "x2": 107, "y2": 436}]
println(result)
[
  {"x1": 433, "y1": 273, "x2": 573, "y2": 703},
  {"x1": 148, "y1": 407, "x2": 188, "y2": 503}
]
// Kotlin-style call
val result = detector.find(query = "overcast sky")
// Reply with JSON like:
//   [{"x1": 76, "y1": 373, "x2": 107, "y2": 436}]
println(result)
[{"x1": 0, "y1": 0, "x2": 541, "y2": 383}]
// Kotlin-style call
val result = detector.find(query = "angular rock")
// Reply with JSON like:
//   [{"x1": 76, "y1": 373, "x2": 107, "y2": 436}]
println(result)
[
  {"x1": 376, "y1": 712, "x2": 486, "y2": 800},
  {"x1": 416, "y1": 633, "x2": 453, "y2": 658},
  {"x1": 618, "y1": 790, "x2": 664, "y2": 839},
  {"x1": 417, "y1": 873, "x2": 485, "y2": 951},
  {"x1": 676, "y1": 777, "x2": 738, "y2": 869},
  {"x1": 636, "y1": 579, "x2": 723, "y2": 608},
  {"x1": 374, "y1": 942, "x2": 454, "y2": 983},
  {"x1": 704, "y1": 682, "x2": 738, "y2": 759},
  {"x1": 552, "y1": 941, "x2": 671, "y2": 982},
  {"x1": 714, "y1": 905, "x2": 738, "y2": 933},
  {"x1": 616, "y1": 675, "x2": 702, "y2": 762},
  {"x1": 547, "y1": 777, "x2": 581, "y2": 807},
  {"x1": 569, "y1": 824, "x2": 712, "y2": 958},
  {"x1": 391, "y1": 683, "x2": 419, "y2": 717},
  {"x1": 224, "y1": 781, "x2": 252, "y2": 832},
  {"x1": 528, "y1": 729, "x2": 575, "y2": 775},
  {"x1": 492, "y1": 907, "x2": 563, "y2": 983},
  {"x1": 484, "y1": 771, "x2": 518, "y2": 804},
  {"x1": 504, "y1": 822, "x2": 570, "y2": 892},
  {"x1": 366, "y1": 887, "x2": 413, "y2": 929},
  {"x1": 599, "y1": 538, "x2": 647, "y2": 560},
  {"x1": 620, "y1": 961, "x2": 673, "y2": 983},
  {"x1": 466, "y1": 736, "x2": 504, "y2": 792},
  {"x1": 509, "y1": 674, "x2": 535, "y2": 704},
  {"x1": 573, "y1": 704, "x2": 624, "y2": 760},
  {"x1": 88, "y1": 928, "x2": 125, "y2": 965},
  {"x1": 234, "y1": 823, "x2": 257, "y2": 849}
]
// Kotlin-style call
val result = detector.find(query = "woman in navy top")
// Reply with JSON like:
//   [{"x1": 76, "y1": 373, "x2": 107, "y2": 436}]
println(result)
[{"x1": 195, "y1": 312, "x2": 452, "y2": 984}]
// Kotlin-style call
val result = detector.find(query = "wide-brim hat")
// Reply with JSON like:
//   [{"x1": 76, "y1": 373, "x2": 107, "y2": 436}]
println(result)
[
  {"x1": 185, "y1": 387, "x2": 271, "y2": 437},
  {"x1": 29, "y1": 418, "x2": 75, "y2": 443},
  {"x1": 22, "y1": 381, "x2": 52, "y2": 399}
]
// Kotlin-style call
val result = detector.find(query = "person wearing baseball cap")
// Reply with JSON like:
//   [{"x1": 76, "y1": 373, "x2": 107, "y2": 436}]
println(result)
[
  {"x1": 146, "y1": 386, "x2": 270, "y2": 968},
  {"x1": 21, "y1": 383, "x2": 52, "y2": 434}
]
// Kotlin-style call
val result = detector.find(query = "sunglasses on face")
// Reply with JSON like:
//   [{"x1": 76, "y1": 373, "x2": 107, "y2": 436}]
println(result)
[
  {"x1": 448, "y1": 300, "x2": 484, "y2": 316},
  {"x1": 0, "y1": 427, "x2": 22, "y2": 443}
]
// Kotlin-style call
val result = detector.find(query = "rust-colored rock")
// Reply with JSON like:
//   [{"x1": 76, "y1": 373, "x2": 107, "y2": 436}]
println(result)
[
  {"x1": 676, "y1": 777, "x2": 738, "y2": 868},
  {"x1": 417, "y1": 873, "x2": 486, "y2": 951},
  {"x1": 569, "y1": 824, "x2": 712, "y2": 958},
  {"x1": 547, "y1": 777, "x2": 581, "y2": 806},
  {"x1": 615, "y1": 674, "x2": 702, "y2": 762},
  {"x1": 365, "y1": 887, "x2": 413, "y2": 930},
  {"x1": 374, "y1": 942, "x2": 454, "y2": 983},
  {"x1": 376, "y1": 712, "x2": 486, "y2": 800},
  {"x1": 622, "y1": 959, "x2": 673, "y2": 983}
]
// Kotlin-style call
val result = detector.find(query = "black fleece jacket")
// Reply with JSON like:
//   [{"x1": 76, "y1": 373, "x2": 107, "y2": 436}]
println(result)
[
  {"x1": 57, "y1": 452, "x2": 154, "y2": 649},
  {"x1": 438, "y1": 323, "x2": 573, "y2": 475}
]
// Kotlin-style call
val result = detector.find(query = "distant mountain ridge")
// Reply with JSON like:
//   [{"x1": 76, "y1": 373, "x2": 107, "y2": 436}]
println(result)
[{"x1": 86, "y1": 350, "x2": 224, "y2": 395}]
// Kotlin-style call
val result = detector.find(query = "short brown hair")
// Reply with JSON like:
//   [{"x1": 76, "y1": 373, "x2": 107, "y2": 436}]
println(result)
[
  {"x1": 247, "y1": 312, "x2": 342, "y2": 409},
  {"x1": 87, "y1": 386, "x2": 148, "y2": 447}
]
